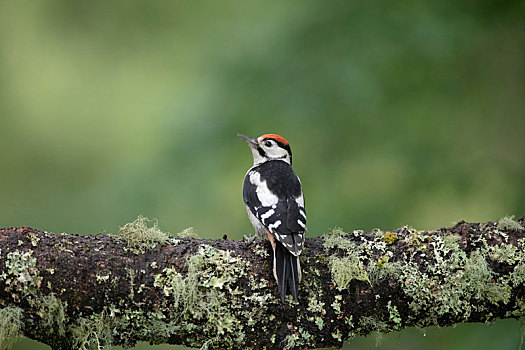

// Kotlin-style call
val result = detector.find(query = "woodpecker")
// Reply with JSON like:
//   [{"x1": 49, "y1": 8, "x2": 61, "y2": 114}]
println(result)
[{"x1": 238, "y1": 133, "x2": 306, "y2": 301}]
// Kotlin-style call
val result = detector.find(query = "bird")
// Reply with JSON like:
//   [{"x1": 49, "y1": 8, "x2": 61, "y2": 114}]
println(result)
[{"x1": 238, "y1": 133, "x2": 306, "y2": 301}]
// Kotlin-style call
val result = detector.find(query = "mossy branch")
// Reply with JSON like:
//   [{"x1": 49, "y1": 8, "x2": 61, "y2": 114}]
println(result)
[{"x1": 1, "y1": 216, "x2": 525, "y2": 349}]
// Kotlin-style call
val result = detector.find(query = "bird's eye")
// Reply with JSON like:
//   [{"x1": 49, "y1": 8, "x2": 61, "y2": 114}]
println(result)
[{"x1": 264, "y1": 140, "x2": 273, "y2": 147}]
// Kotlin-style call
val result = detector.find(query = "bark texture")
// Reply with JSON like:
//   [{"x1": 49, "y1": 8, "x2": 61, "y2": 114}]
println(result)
[{"x1": 1, "y1": 217, "x2": 525, "y2": 349}]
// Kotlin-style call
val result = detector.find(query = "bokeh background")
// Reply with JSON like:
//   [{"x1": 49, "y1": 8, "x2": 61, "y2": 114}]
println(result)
[{"x1": 1, "y1": 1, "x2": 524, "y2": 349}]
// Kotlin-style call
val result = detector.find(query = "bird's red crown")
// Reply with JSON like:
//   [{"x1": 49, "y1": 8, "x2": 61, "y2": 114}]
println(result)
[{"x1": 260, "y1": 134, "x2": 289, "y2": 146}]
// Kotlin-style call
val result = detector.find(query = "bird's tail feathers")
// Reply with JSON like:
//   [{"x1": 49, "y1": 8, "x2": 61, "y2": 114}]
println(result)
[{"x1": 274, "y1": 241, "x2": 300, "y2": 301}]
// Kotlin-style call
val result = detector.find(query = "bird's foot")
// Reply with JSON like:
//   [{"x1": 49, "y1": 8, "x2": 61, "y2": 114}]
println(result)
[{"x1": 243, "y1": 233, "x2": 257, "y2": 244}]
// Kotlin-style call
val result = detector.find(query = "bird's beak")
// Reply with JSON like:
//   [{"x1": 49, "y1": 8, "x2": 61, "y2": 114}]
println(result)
[{"x1": 237, "y1": 134, "x2": 258, "y2": 149}]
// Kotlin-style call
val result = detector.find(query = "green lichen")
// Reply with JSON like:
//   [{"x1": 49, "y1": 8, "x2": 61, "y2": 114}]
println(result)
[
  {"x1": 383, "y1": 231, "x2": 398, "y2": 244},
  {"x1": 322, "y1": 221, "x2": 525, "y2": 342},
  {"x1": 151, "y1": 244, "x2": 258, "y2": 348},
  {"x1": 358, "y1": 315, "x2": 389, "y2": 332},
  {"x1": 0, "y1": 226, "x2": 270, "y2": 349},
  {"x1": 176, "y1": 227, "x2": 200, "y2": 239},
  {"x1": 401, "y1": 261, "x2": 460, "y2": 318},
  {"x1": 0, "y1": 306, "x2": 23, "y2": 350},
  {"x1": 280, "y1": 324, "x2": 313, "y2": 350},
  {"x1": 368, "y1": 259, "x2": 403, "y2": 285},
  {"x1": 3, "y1": 250, "x2": 42, "y2": 297},
  {"x1": 442, "y1": 233, "x2": 461, "y2": 251},
  {"x1": 70, "y1": 312, "x2": 113, "y2": 350},
  {"x1": 358, "y1": 316, "x2": 389, "y2": 346},
  {"x1": 0, "y1": 250, "x2": 66, "y2": 335},
  {"x1": 509, "y1": 299, "x2": 525, "y2": 318},
  {"x1": 110, "y1": 308, "x2": 174, "y2": 345},
  {"x1": 252, "y1": 242, "x2": 270, "y2": 258},
  {"x1": 387, "y1": 300, "x2": 401, "y2": 325},
  {"x1": 509, "y1": 238, "x2": 525, "y2": 286},
  {"x1": 34, "y1": 294, "x2": 66, "y2": 336},
  {"x1": 331, "y1": 330, "x2": 342, "y2": 341},
  {"x1": 27, "y1": 231, "x2": 40, "y2": 247},
  {"x1": 283, "y1": 333, "x2": 300, "y2": 350},
  {"x1": 328, "y1": 255, "x2": 370, "y2": 290},
  {"x1": 323, "y1": 228, "x2": 355, "y2": 252},
  {"x1": 512, "y1": 264, "x2": 525, "y2": 286},
  {"x1": 298, "y1": 327, "x2": 313, "y2": 345},
  {"x1": 490, "y1": 244, "x2": 518, "y2": 264},
  {"x1": 464, "y1": 251, "x2": 511, "y2": 304},
  {"x1": 399, "y1": 238, "x2": 467, "y2": 320},
  {"x1": 331, "y1": 295, "x2": 342, "y2": 315},
  {"x1": 396, "y1": 228, "x2": 518, "y2": 325},
  {"x1": 2, "y1": 219, "x2": 524, "y2": 349},
  {"x1": 403, "y1": 226, "x2": 425, "y2": 247},
  {"x1": 154, "y1": 267, "x2": 185, "y2": 309},
  {"x1": 96, "y1": 275, "x2": 110, "y2": 283},
  {"x1": 315, "y1": 317, "x2": 324, "y2": 330},
  {"x1": 307, "y1": 298, "x2": 325, "y2": 314},
  {"x1": 497, "y1": 216, "x2": 523, "y2": 232},
  {"x1": 117, "y1": 215, "x2": 169, "y2": 253},
  {"x1": 153, "y1": 245, "x2": 239, "y2": 313},
  {"x1": 324, "y1": 228, "x2": 370, "y2": 290}
]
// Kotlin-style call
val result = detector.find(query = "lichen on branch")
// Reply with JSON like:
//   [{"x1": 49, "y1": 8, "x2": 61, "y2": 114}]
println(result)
[{"x1": 0, "y1": 216, "x2": 524, "y2": 349}]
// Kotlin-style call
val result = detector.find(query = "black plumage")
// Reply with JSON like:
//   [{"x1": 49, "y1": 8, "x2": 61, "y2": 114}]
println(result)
[
  {"x1": 243, "y1": 161, "x2": 306, "y2": 253},
  {"x1": 275, "y1": 242, "x2": 299, "y2": 301},
  {"x1": 252, "y1": 160, "x2": 302, "y2": 198},
  {"x1": 242, "y1": 159, "x2": 306, "y2": 301}
]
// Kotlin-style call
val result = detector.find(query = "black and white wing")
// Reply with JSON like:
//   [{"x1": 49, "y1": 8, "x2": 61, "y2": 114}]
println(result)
[{"x1": 242, "y1": 160, "x2": 306, "y2": 256}]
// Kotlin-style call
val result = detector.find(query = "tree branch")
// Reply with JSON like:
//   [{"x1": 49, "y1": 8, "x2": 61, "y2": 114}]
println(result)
[{"x1": 1, "y1": 217, "x2": 525, "y2": 349}]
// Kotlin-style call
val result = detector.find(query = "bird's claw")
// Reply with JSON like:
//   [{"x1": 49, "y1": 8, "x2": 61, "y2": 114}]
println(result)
[{"x1": 243, "y1": 233, "x2": 257, "y2": 244}]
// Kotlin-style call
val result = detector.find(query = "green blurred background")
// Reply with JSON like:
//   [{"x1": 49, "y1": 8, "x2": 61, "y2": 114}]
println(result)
[{"x1": 1, "y1": 1, "x2": 524, "y2": 349}]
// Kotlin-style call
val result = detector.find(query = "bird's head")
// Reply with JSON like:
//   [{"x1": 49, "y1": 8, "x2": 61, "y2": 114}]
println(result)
[{"x1": 238, "y1": 133, "x2": 293, "y2": 166}]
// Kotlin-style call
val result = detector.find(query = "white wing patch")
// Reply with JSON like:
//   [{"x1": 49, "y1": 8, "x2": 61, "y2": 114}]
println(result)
[
  {"x1": 297, "y1": 220, "x2": 305, "y2": 228},
  {"x1": 249, "y1": 171, "x2": 279, "y2": 206},
  {"x1": 295, "y1": 193, "x2": 305, "y2": 207},
  {"x1": 299, "y1": 209, "x2": 306, "y2": 220},
  {"x1": 268, "y1": 220, "x2": 281, "y2": 231},
  {"x1": 260, "y1": 209, "x2": 275, "y2": 221}
]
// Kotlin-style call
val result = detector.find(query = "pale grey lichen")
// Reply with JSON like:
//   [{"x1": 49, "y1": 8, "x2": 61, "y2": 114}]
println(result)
[
  {"x1": 283, "y1": 333, "x2": 300, "y2": 350},
  {"x1": 497, "y1": 216, "x2": 523, "y2": 232},
  {"x1": 324, "y1": 229, "x2": 370, "y2": 290},
  {"x1": 327, "y1": 255, "x2": 370, "y2": 290},
  {"x1": 70, "y1": 312, "x2": 113, "y2": 350},
  {"x1": 3, "y1": 250, "x2": 42, "y2": 297},
  {"x1": 0, "y1": 306, "x2": 23, "y2": 350},
  {"x1": 387, "y1": 300, "x2": 401, "y2": 325},
  {"x1": 463, "y1": 250, "x2": 511, "y2": 304},
  {"x1": 117, "y1": 215, "x2": 169, "y2": 253},
  {"x1": 1, "y1": 216, "x2": 525, "y2": 350},
  {"x1": 151, "y1": 244, "x2": 265, "y2": 348},
  {"x1": 176, "y1": 227, "x2": 200, "y2": 239},
  {"x1": 323, "y1": 219, "x2": 525, "y2": 338},
  {"x1": 331, "y1": 295, "x2": 343, "y2": 315},
  {"x1": 35, "y1": 294, "x2": 66, "y2": 336},
  {"x1": 307, "y1": 297, "x2": 325, "y2": 314}
]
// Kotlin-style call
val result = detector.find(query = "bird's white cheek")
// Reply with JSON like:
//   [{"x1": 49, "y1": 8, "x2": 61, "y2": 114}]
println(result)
[{"x1": 251, "y1": 148, "x2": 265, "y2": 166}]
